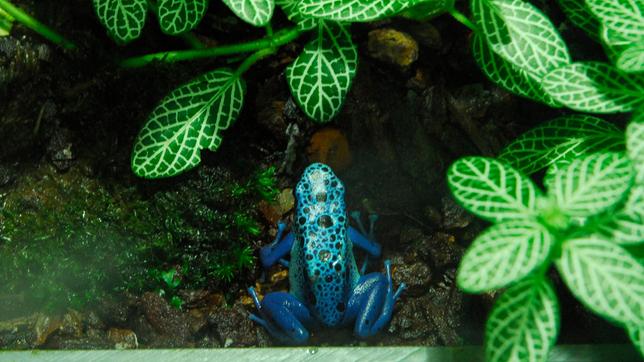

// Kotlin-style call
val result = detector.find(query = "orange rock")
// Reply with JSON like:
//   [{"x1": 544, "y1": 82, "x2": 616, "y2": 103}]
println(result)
[{"x1": 307, "y1": 128, "x2": 352, "y2": 172}]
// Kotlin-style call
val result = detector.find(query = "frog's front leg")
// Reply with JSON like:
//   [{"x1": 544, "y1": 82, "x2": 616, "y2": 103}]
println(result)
[
  {"x1": 349, "y1": 211, "x2": 381, "y2": 274},
  {"x1": 260, "y1": 221, "x2": 294, "y2": 269},
  {"x1": 341, "y1": 260, "x2": 406, "y2": 338},
  {"x1": 247, "y1": 287, "x2": 316, "y2": 344}
]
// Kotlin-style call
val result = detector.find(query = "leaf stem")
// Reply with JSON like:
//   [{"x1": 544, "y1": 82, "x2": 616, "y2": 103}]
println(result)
[
  {"x1": 0, "y1": 0, "x2": 76, "y2": 49},
  {"x1": 120, "y1": 26, "x2": 303, "y2": 68},
  {"x1": 448, "y1": 7, "x2": 477, "y2": 32},
  {"x1": 234, "y1": 47, "x2": 276, "y2": 77}
]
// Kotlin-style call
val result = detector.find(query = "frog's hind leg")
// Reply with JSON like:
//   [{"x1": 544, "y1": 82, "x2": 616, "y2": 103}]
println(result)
[
  {"x1": 247, "y1": 287, "x2": 315, "y2": 344},
  {"x1": 341, "y1": 260, "x2": 406, "y2": 338}
]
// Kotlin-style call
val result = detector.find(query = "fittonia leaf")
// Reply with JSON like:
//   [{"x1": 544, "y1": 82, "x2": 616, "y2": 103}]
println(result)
[
  {"x1": 222, "y1": 0, "x2": 275, "y2": 26},
  {"x1": 457, "y1": 221, "x2": 553, "y2": 293},
  {"x1": 542, "y1": 61, "x2": 644, "y2": 113},
  {"x1": 546, "y1": 152, "x2": 633, "y2": 218},
  {"x1": 156, "y1": 0, "x2": 209, "y2": 35},
  {"x1": 447, "y1": 157, "x2": 541, "y2": 223},
  {"x1": 627, "y1": 324, "x2": 644, "y2": 358},
  {"x1": 627, "y1": 109, "x2": 644, "y2": 182},
  {"x1": 93, "y1": 0, "x2": 148, "y2": 43},
  {"x1": 299, "y1": 0, "x2": 411, "y2": 22},
  {"x1": 471, "y1": 0, "x2": 571, "y2": 77},
  {"x1": 584, "y1": 0, "x2": 644, "y2": 44},
  {"x1": 617, "y1": 42, "x2": 644, "y2": 73},
  {"x1": 556, "y1": 237, "x2": 644, "y2": 326},
  {"x1": 132, "y1": 69, "x2": 245, "y2": 178},
  {"x1": 0, "y1": 7, "x2": 13, "y2": 37},
  {"x1": 400, "y1": 0, "x2": 454, "y2": 21},
  {"x1": 286, "y1": 20, "x2": 357, "y2": 123},
  {"x1": 597, "y1": 211, "x2": 644, "y2": 245},
  {"x1": 485, "y1": 278, "x2": 559, "y2": 362},
  {"x1": 276, "y1": 0, "x2": 318, "y2": 30},
  {"x1": 498, "y1": 115, "x2": 624, "y2": 175},
  {"x1": 472, "y1": 34, "x2": 560, "y2": 108},
  {"x1": 556, "y1": 0, "x2": 600, "y2": 41}
]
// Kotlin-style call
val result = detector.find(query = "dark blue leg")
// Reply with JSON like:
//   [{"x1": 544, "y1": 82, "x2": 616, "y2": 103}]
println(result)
[
  {"x1": 247, "y1": 287, "x2": 316, "y2": 344},
  {"x1": 260, "y1": 221, "x2": 295, "y2": 269},
  {"x1": 349, "y1": 211, "x2": 382, "y2": 274},
  {"x1": 341, "y1": 260, "x2": 406, "y2": 338}
]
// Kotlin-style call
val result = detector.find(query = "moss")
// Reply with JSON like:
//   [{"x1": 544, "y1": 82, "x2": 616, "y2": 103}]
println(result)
[
  {"x1": 0, "y1": 164, "x2": 272, "y2": 316},
  {"x1": 0, "y1": 166, "x2": 164, "y2": 316}
]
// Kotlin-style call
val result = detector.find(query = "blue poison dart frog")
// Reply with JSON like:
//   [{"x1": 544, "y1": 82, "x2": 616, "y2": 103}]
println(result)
[{"x1": 247, "y1": 163, "x2": 406, "y2": 343}]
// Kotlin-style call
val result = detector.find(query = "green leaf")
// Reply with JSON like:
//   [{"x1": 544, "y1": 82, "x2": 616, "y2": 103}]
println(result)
[
  {"x1": 400, "y1": 0, "x2": 454, "y2": 20},
  {"x1": 0, "y1": 7, "x2": 13, "y2": 37},
  {"x1": 542, "y1": 61, "x2": 644, "y2": 113},
  {"x1": 547, "y1": 152, "x2": 633, "y2": 218},
  {"x1": 457, "y1": 221, "x2": 553, "y2": 293},
  {"x1": 598, "y1": 211, "x2": 644, "y2": 245},
  {"x1": 286, "y1": 20, "x2": 357, "y2": 123},
  {"x1": 93, "y1": 0, "x2": 148, "y2": 44},
  {"x1": 498, "y1": 115, "x2": 624, "y2": 175},
  {"x1": 486, "y1": 278, "x2": 559, "y2": 362},
  {"x1": 222, "y1": 0, "x2": 275, "y2": 26},
  {"x1": 157, "y1": 0, "x2": 209, "y2": 35},
  {"x1": 472, "y1": 34, "x2": 560, "y2": 107},
  {"x1": 627, "y1": 109, "x2": 644, "y2": 183},
  {"x1": 585, "y1": 0, "x2": 644, "y2": 44},
  {"x1": 595, "y1": 184, "x2": 644, "y2": 245},
  {"x1": 471, "y1": 0, "x2": 570, "y2": 76},
  {"x1": 299, "y1": 0, "x2": 411, "y2": 22},
  {"x1": 276, "y1": 0, "x2": 318, "y2": 30},
  {"x1": 447, "y1": 157, "x2": 541, "y2": 223},
  {"x1": 556, "y1": 237, "x2": 644, "y2": 326},
  {"x1": 627, "y1": 324, "x2": 644, "y2": 358},
  {"x1": 617, "y1": 41, "x2": 644, "y2": 73},
  {"x1": 132, "y1": 69, "x2": 245, "y2": 178},
  {"x1": 557, "y1": 0, "x2": 600, "y2": 41}
]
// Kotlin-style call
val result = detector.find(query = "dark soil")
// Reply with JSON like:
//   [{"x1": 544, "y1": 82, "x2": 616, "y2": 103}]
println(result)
[{"x1": 0, "y1": 0, "x2": 630, "y2": 349}]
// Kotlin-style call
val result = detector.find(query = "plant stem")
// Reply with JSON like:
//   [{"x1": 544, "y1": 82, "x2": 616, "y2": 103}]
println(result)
[
  {"x1": 180, "y1": 32, "x2": 205, "y2": 49},
  {"x1": 120, "y1": 26, "x2": 302, "y2": 68},
  {"x1": 448, "y1": 7, "x2": 477, "y2": 33},
  {"x1": 0, "y1": 0, "x2": 76, "y2": 49},
  {"x1": 234, "y1": 47, "x2": 276, "y2": 76}
]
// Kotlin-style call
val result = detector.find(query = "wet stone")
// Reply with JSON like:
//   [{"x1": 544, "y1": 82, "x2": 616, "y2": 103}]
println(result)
[
  {"x1": 108, "y1": 328, "x2": 138, "y2": 349},
  {"x1": 207, "y1": 300, "x2": 270, "y2": 347},
  {"x1": 135, "y1": 292, "x2": 191, "y2": 347},
  {"x1": 442, "y1": 195, "x2": 472, "y2": 230},
  {"x1": 392, "y1": 259, "x2": 432, "y2": 297},
  {"x1": 368, "y1": 28, "x2": 419, "y2": 69},
  {"x1": 0, "y1": 164, "x2": 15, "y2": 187},
  {"x1": 47, "y1": 128, "x2": 74, "y2": 171}
]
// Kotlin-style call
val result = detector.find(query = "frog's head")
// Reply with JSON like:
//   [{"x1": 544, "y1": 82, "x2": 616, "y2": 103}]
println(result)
[{"x1": 295, "y1": 163, "x2": 344, "y2": 206}]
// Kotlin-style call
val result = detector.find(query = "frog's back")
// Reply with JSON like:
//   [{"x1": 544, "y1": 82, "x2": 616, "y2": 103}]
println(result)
[{"x1": 290, "y1": 163, "x2": 356, "y2": 326}]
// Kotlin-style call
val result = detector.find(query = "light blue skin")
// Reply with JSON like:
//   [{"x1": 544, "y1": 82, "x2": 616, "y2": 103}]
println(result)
[{"x1": 247, "y1": 163, "x2": 406, "y2": 343}]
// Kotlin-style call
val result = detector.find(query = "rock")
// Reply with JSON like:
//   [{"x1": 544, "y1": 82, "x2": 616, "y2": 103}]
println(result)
[
  {"x1": 307, "y1": 128, "x2": 352, "y2": 172},
  {"x1": 59, "y1": 310, "x2": 83, "y2": 338},
  {"x1": 258, "y1": 188, "x2": 294, "y2": 225},
  {"x1": 400, "y1": 226, "x2": 463, "y2": 271},
  {"x1": 207, "y1": 300, "x2": 269, "y2": 347},
  {"x1": 442, "y1": 195, "x2": 472, "y2": 229},
  {"x1": 0, "y1": 164, "x2": 15, "y2": 187},
  {"x1": 35, "y1": 314, "x2": 62, "y2": 346},
  {"x1": 108, "y1": 328, "x2": 138, "y2": 349},
  {"x1": 47, "y1": 128, "x2": 74, "y2": 171},
  {"x1": 392, "y1": 260, "x2": 432, "y2": 297},
  {"x1": 368, "y1": 28, "x2": 419, "y2": 69},
  {"x1": 136, "y1": 292, "x2": 191, "y2": 347},
  {"x1": 389, "y1": 276, "x2": 463, "y2": 345}
]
